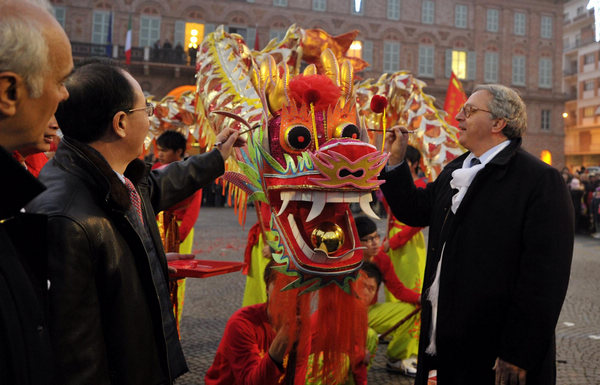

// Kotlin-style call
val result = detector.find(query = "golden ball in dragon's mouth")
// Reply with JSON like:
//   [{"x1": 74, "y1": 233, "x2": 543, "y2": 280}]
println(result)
[{"x1": 311, "y1": 222, "x2": 344, "y2": 255}]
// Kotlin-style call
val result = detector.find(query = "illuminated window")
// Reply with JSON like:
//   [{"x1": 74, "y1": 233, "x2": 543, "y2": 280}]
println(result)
[
  {"x1": 352, "y1": 0, "x2": 364, "y2": 15},
  {"x1": 452, "y1": 50, "x2": 467, "y2": 79},
  {"x1": 540, "y1": 150, "x2": 552, "y2": 165},
  {"x1": 583, "y1": 106, "x2": 595, "y2": 117},
  {"x1": 347, "y1": 41, "x2": 362, "y2": 59},
  {"x1": 185, "y1": 23, "x2": 205, "y2": 50}
]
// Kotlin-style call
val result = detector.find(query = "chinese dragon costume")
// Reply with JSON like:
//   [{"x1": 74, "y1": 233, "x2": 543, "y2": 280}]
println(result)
[{"x1": 149, "y1": 25, "x2": 464, "y2": 383}]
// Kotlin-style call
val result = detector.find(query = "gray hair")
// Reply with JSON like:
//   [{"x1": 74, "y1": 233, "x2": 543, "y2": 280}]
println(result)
[
  {"x1": 473, "y1": 84, "x2": 527, "y2": 139},
  {"x1": 0, "y1": 3, "x2": 51, "y2": 98}
]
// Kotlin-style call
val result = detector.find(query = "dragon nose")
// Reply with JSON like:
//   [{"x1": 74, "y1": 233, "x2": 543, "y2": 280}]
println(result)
[{"x1": 339, "y1": 168, "x2": 364, "y2": 178}]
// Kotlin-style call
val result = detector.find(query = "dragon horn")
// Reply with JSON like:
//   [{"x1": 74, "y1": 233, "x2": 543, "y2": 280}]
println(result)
[
  {"x1": 339, "y1": 59, "x2": 354, "y2": 108},
  {"x1": 303, "y1": 64, "x2": 317, "y2": 76},
  {"x1": 320, "y1": 48, "x2": 340, "y2": 87}
]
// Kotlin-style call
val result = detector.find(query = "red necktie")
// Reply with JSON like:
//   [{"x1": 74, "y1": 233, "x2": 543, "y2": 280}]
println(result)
[{"x1": 123, "y1": 177, "x2": 144, "y2": 224}]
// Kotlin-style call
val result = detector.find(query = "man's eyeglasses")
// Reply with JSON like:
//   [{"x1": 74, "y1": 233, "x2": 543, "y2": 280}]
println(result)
[
  {"x1": 459, "y1": 104, "x2": 493, "y2": 119},
  {"x1": 360, "y1": 233, "x2": 380, "y2": 244},
  {"x1": 127, "y1": 102, "x2": 155, "y2": 117}
]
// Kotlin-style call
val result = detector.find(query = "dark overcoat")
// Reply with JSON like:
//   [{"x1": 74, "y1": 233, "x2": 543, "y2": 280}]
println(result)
[
  {"x1": 380, "y1": 139, "x2": 574, "y2": 385},
  {"x1": 28, "y1": 137, "x2": 224, "y2": 385},
  {"x1": 0, "y1": 147, "x2": 52, "y2": 384}
]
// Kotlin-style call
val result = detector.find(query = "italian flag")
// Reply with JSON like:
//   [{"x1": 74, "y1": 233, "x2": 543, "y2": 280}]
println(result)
[{"x1": 125, "y1": 14, "x2": 132, "y2": 65}]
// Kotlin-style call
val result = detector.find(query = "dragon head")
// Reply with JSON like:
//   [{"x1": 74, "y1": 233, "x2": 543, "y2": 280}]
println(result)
[{"x1": 250, "y1": 50, "x2": 388, "y2": 289}]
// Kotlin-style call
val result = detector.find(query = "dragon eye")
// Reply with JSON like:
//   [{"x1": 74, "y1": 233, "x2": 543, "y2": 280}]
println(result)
[
  {"x1": 334, "y1": 123, "x2": 360, "y2": 139},
  {"x1": 285, "y1": 125, "x2": 312, "y2": 150}
]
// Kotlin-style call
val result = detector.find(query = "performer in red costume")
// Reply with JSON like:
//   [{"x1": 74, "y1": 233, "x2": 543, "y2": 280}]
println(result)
[{"x1": 206, "y1": 260, "x2": 308, "y2": 385}]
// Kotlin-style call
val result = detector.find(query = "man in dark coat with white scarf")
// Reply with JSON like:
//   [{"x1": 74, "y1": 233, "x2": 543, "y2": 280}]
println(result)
[{"x1": 380, "y1": 84, "x2": 574, "y2": 385}]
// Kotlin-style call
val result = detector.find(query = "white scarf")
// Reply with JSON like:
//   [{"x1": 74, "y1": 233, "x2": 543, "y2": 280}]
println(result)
[{"x1": 449, "y1": 163, "x2": 485, "y2": 213}]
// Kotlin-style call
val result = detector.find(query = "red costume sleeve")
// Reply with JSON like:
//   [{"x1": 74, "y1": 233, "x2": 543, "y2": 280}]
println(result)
[
  {"x1": 388, "y1": 224, "x2": 422, "y2": 249},
  {"x1": 175, "y1": 190, "x2": 202, "y2": 241},
  {"x1": 373, "y1": 250, "x2": 420, "y2": 304},
  {"x1": 243, "y1": 222, "x2": 262, "y2": 275},
  {"x1": 205, "y1": 304, "x2": 284, "y2": 385}
]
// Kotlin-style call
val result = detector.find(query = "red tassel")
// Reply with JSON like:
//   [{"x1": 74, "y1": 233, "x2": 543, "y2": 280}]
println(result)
[{"x1": 370, "y1": 95, "x2": 388, "y2": 113}]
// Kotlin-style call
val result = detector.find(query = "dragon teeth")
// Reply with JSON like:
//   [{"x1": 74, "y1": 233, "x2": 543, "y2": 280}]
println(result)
[{"x1": 359, "y1": 193, "x2": 380, "y2": 220}]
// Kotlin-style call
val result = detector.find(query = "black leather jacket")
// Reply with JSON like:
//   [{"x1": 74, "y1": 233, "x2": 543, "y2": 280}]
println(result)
[
  {"x1": 28, "y1": 137, "x2": 225, "y2": 385},
  {"x1": 0, "y1": 146, "x2": 52, "y2": 384}
]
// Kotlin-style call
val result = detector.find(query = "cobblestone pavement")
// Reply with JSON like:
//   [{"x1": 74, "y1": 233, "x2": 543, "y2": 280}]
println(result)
[{"x1": 176, "y1": 207, "x2": 600, "y2": 385}]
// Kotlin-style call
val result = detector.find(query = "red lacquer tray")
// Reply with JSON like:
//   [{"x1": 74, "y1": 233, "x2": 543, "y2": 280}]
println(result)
[{"x1": 168, "y1": 259, "x2": 246, "y2": 279}]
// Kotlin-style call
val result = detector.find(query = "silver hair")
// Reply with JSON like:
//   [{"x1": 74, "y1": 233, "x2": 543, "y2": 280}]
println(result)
[
  {"x1": 0, "y1": 2, "x2": 51, "y2": 98},
  {"x1": 473, "y1": 84, "x2": 527, "y2": 139}
]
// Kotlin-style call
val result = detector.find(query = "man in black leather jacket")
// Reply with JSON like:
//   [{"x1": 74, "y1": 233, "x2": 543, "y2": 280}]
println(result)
[
  {"x1": 0, "y1": 2, "x2": 73, "y2": 384},
  {"x1": 27, "y1": 62, "x2": 243, "y2": 385}
]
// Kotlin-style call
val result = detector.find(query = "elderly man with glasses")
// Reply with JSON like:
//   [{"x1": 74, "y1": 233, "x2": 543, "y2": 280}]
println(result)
[
  {"x1": 27, "y1": 62, "x2": 244, "y2": 385},
  {"x1": 380, "y1": 84, "x2": 574, "y2": 385}
]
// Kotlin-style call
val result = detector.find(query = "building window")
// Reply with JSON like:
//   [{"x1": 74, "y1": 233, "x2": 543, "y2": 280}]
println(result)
[
  {"x1": 486, "y1": 9, "x2": 499, "y2": 32},
  {"x1": 387, "y1": 0, "x2": 400, "y2": 20},
  {"x1": 418, "y1": 45, "x2": 434, "y2": 77},
  {"x1": 584, "y1": 53, "x2": 595, "y2": 65},
  {"x1": 352, "y1": 0, "x2": 364, "y2": 15},
  {"x1": 583, "y1": 106, "x2": 595, "y2": 117},
  {"x1": 53, "y1": 6, "x2": 66, "y2": 28},
  {"x1": 140, "y1": 15, "x2": 161, "y2": 47},
  {"x1": 445, "y1": 49, "x2": 475, "y2": 79},
  {"x1": 92, "y1": 10, "x2": 110, "y2": 44},
  {"x1": 583, "y1": 80, "x2": 595, "y2": 90},
  {"x1": 383, "y1": 41, "x2": 400, "y2": 73},
  {"x1": 451, "y1": 50, "x2": 467, "y2": 79},
  {"x1": 455, "y1": 4, "x2": 467, "y2": 28},
  {"x1": 514, "y1": 12, "x2": 526, "y2": 36},
  {"x1": 174, "y1": 20, "x2": 186, "y2": 47},
  {"x1": 269, "y1": 28, "x2": 286, "y2": 41},
  {"x1": 273, "y1": 0, "x2": 287, "y2": 6},
  {"x1": 362, "y1": 40, "x2": 373, "y2": 66},
  {"x1": 422, "y1": 0, "x2": 434, "y2": 24},
  {"x1": 347, "y1": 41, "x2": 362, "y2": 59},
  {"x1": 538, "y1": 58, "x2": 552, "y2": 88},
  {"x1": 541, "y1": 110, "x2": 551, "y2": 132},
  {"x1": 484, "y1": 52, "x2": 498, "y2": 83},
  {"x1": 313, "y1": 0, "x2": 326, "y2": 11},
  {"x1": 512, "y1": 55, "x2": 525, "y2": 86},
  {"x1": 540, "y1": 16, "x2": 553, "y2": 39}
]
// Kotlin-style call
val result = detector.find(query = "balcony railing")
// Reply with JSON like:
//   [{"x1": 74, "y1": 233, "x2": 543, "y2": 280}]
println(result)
[{"x1": 71, "y1": 42, "x2": 194, "y2": 66}]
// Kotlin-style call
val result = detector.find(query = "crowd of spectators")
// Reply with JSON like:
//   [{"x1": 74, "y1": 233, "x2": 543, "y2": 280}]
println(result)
[{"x1": 562, "y1": 166, "x2": 600, "y2": 237}]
